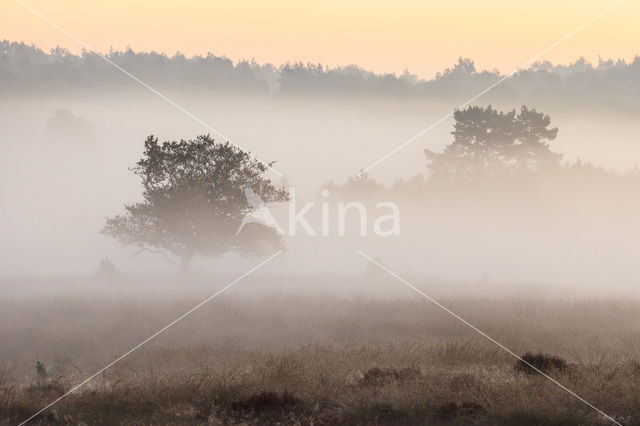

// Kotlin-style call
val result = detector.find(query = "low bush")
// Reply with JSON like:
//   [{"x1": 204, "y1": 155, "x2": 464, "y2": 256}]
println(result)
[{"x1": 515, "y1": 352, "x2": 568, "y2": 375}]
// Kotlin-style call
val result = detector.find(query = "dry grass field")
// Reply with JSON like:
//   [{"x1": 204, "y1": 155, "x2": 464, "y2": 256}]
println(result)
[{"x1": 1, "y1": 276, "x2": 640, "y2": 425}]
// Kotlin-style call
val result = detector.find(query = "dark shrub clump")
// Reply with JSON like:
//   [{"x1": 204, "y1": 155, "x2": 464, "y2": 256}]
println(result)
[
  {"x1": 229, "y1": 390, "x2": 300, "y2": 414},
  {"x1": 515, "y1": 352, "x2": 568, "y2": 375},
  {"x1": 435, "y1": 401, "x2": 487, "y2": 421}
]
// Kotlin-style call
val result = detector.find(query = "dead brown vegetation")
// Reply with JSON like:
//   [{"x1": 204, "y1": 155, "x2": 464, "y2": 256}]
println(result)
[{"x1": 1, "y1": 290, "x2": 639, "y2": 424}]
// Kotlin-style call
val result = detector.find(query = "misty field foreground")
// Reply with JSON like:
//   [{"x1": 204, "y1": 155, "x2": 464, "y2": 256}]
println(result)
[{"x1": 2, "y1": 278, "x2": 639, "y2": 425}]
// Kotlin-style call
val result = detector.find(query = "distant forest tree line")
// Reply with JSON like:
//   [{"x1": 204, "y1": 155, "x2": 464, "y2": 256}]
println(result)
[{"x1": 1, "y1": 41, "x2": 639, "y2": 109}]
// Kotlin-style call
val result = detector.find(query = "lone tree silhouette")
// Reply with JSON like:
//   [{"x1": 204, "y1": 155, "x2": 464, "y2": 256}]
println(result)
[
  {"x1": 425, "y1": 105, "x2": 560, "y2": 180},
  {"x1": 103, "y1": 135, "x2": 288, "y2": 272}
]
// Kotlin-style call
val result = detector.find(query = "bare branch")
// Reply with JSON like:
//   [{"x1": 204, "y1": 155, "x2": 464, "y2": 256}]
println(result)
[{"x1": 132, "y1": 247, "x2": 181, "y2": 270}]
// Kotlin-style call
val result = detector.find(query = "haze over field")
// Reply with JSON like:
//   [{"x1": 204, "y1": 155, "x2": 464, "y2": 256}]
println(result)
[
  {"x1": 2, "y1": 1, "x2": 640, "y2": 424},
  {"x1": 1, "y1": 47, "x2": 639, "y2": 290}
]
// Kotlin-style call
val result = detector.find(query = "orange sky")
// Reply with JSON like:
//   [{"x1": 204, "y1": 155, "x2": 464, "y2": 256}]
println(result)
[{"x1": 2, "y1": 0, "x2": 638, "y2": 77}]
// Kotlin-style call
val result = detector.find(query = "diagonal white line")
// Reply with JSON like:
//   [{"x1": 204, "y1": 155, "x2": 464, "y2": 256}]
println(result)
[
  {"x1": 14, "y1": 0, "x2": 283, "y2": 178},
  {"x1": 18, "y1": 250, "x2": 283, "y2": 426},
  {"x1": 356, "y1": 249, "x2": 622, "y2": 425},
  {"x1": 360, "y1": 0, "x2": 627, "y2": 175}
]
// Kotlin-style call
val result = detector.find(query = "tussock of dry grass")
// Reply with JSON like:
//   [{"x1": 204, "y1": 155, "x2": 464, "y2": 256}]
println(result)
[{"x1": 1, "y1": 291, "x2": 640, "y2": 424}]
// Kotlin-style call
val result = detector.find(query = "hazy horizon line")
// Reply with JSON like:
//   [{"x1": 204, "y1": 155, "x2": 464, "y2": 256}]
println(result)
[{"x1": 4, "y1": 38, "x2": 639, "y2": 80}]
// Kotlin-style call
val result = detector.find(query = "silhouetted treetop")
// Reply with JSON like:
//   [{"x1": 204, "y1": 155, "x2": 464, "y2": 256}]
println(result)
[
  {"x1": 425, "y1": 105, "x2": 560, "y2": 179},
  {"x1": 103, "y1": 135, "x2": 288, "y2": 271}
]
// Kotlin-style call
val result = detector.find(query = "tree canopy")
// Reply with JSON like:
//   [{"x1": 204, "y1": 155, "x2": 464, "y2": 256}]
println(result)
[
  {"x1": 425, "y1": 105, "x2": 560, "y2": 180},
  {"x1": 103, "y1": 135, "x2": 288, "y2": 271}
]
